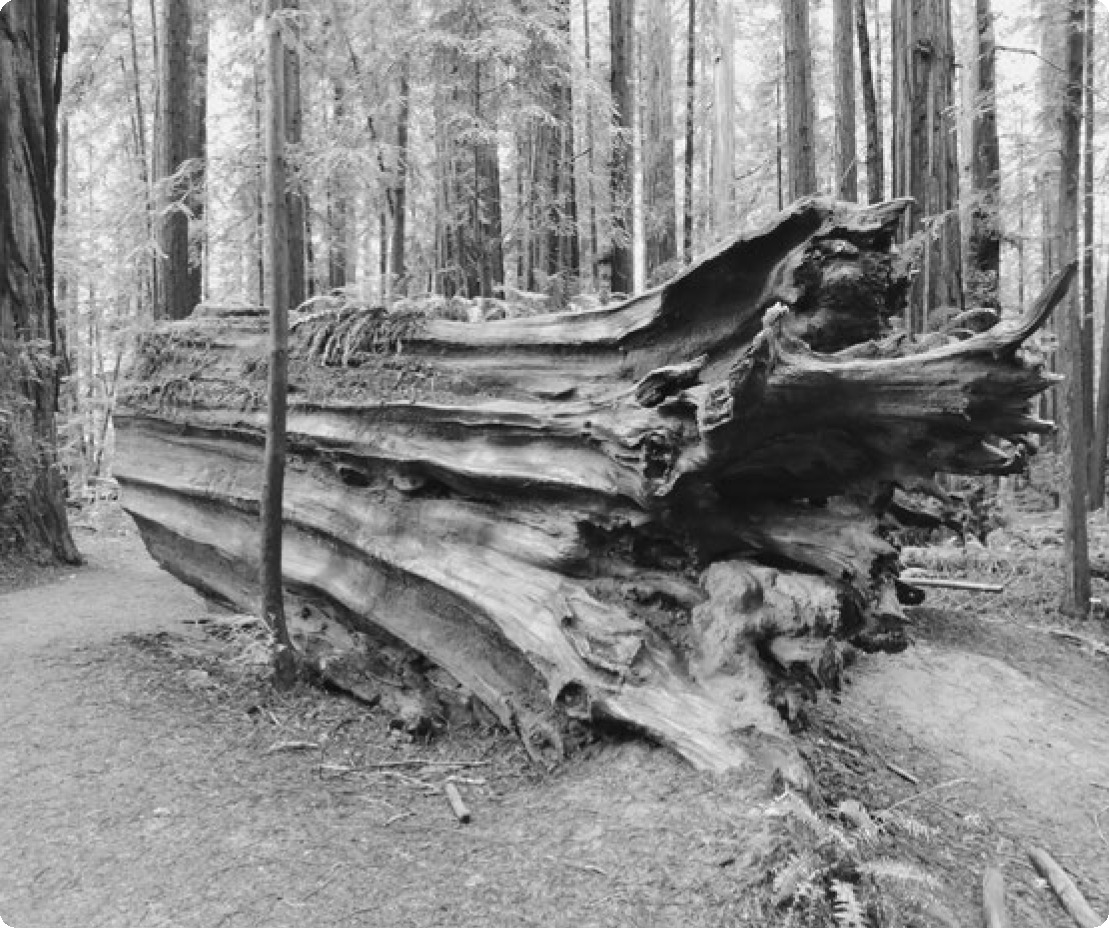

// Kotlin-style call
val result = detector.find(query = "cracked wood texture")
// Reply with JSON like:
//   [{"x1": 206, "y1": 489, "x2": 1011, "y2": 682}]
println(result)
[{"x1": 115, "y1": 199, "x2": 1065, "y2": 777}]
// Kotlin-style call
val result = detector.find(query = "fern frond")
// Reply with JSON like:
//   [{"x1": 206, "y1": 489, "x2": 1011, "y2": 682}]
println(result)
[
  {"x1": 830, "y1": 879, "x2": 868, "y2": 928},
  {"x1": 875, "y1": 809, "x2": 936, "y2": 841},
  {"x1": 772, "y1": 850, "x2": 820, "y2": 906},
  {"x1": 859, "y1": 858, "x2": 940, "y2": 890}
]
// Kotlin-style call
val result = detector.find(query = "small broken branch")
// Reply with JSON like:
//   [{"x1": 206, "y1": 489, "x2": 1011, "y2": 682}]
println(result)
[
  {"x1": 886, "y1": 761, "x2": 920, "y2": 785},
  {"x1": 265, "y1": 740, "x2": 319, "y2": 755},
  {"x1": 444, "y1": 782, "x2": 471, "y2": 823},
  {"x1": 983, "y1": 866, "x2": 1012, "y2": 928},
  {"x1": 1027, "y1": 846, "x2": 1100, "y2": 928},
  {"x1": 900, "y1": 575, "x2": 1004, "y2": 593},
  {"x1": 1048, "y1": 628, "x2": 1109, "y2": 658}
]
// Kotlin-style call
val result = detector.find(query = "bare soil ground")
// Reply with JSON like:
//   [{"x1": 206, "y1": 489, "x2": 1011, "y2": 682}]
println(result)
[
  {"x1": 2, "y1": 502, "x2": 1109, "y2": 927},
  {"x1": 0, "y1": 509, "x2": 772, "y2": 928}
]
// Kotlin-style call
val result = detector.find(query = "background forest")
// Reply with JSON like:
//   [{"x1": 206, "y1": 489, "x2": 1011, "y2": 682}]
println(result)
[{"x1": 58, "y1": 0, "x2": 1104, "y2": 500}]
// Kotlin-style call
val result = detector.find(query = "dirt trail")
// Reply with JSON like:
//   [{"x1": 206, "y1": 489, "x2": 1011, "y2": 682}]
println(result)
[
  {"x1": 0, "y1": 527, "x2": 767, "y2": 928},
  {"x1": 4, "y1": 520, "x2": 1109, "y2": 927},
  {"x1": 830, "y1": 605, "x2": 1109, "y2": 926}
]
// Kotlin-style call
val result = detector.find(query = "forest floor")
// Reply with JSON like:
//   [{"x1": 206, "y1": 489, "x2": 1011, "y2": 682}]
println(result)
[{"x1": 2, "y1": 500, "x2": 1109, "y2": 927}]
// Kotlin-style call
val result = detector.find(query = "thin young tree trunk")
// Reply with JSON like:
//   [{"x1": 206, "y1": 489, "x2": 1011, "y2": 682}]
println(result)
[
  {"x1": 781, "y1": 0, "x2": 817, "y2": 199},
  {"x1": 1057, "y1": 0, "x2": 1091, "y2": 615},
  {"x1": 856, "y1": 0, "x2": 883, "y2": 203},
  {"x1": 968, "y1": 0, "x2": 1000, "y2": 308},
  {"x1": 327, "y1": 79, "x2": 349, "y2": 291},
  {"x1": 125, "y1": 0, "x2": 157, "y2": 314},
  {"x1": 582, "y1": 0, "x2": 600, "y2": 282},
  {"x1": 188, "y1": 0, "x2": 208, "y2": 306},
  {"x1": 261, "y1": 0, "x2": 297, "y2": 687},
  {"x1": 712, "y1": 0, "x2": 735, "y2": 238},
  {"x1": 1094, "y1": 251, "x2": 1109, "y2": 510},
  {"x1": 833, "y1": 0, "x2": 857, "y2": 201},
  {"x1": 682, "y1": 0, "x2": 696, "y2": 263},
  {"x1": 609, "y1": 0, "x2": 635, "y2": 294},
  {"x1": 389, "y1": 55, "x2": 409, "y2": 292}
]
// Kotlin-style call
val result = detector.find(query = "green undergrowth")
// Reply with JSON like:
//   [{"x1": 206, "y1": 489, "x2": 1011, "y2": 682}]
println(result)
[{"x1": 763, "y1": 790, "x2": 957, "y2": 928}]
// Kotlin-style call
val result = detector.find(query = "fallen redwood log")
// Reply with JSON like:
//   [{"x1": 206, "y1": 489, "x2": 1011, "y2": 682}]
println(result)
[{"x1": 115, "y1": 198, "x2": 1067, "y2": 778}]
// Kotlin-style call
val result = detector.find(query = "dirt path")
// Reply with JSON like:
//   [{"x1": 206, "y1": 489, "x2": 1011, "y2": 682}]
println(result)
[
  {"x1": 819, "y1": 604, "x2": 1109, "y2": 927},
  {"x1": 0, "y1": 526, "x2": 768, "y2": 928},
  {"x1": 5, "y1": 518, "x2": 1109, "y2": 927}
]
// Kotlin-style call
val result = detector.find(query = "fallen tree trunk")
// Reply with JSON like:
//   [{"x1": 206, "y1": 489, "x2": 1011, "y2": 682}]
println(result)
[{"x1": 115, "y1": 198, "x2": 1066, "y2": 777}]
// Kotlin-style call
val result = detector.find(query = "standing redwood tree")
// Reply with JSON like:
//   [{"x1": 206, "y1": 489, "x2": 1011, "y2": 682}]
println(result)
[
  {"x1": 156, "y1": 0, "x2": 200, "y2": 320},
  {"x1": 0, "y1": 0, "x2": 79, "y2": 564},
  {"x1": 833, "y1": 0, "x2": 857, "y2": 201},
  {"x1": 968, "y1": 0, "x2": 1000, "y2": 309},
  {"x1": 891, "y1": 0, "x2": 962, "y2": 331},
  {"x1": 856, "y1": 0, "x2": 883, "y2": 203},
  {"x1": 642, "y1": 0, "x2": 677, "y2": 276},
  {"x1": 609, "y1": 0, "x2": 634, "y2": 294},
  {"x1": 681, "y1": 0, "x2": 696, "y2": 261},
  {"x1": 781, "y1": 0, "x2": 817, "y2": 199}
]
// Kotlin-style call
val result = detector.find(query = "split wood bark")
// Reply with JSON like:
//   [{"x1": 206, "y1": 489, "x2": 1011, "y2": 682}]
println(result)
[{"x1": 115, "y1": 199, "x2": 1064, "y2": 777}]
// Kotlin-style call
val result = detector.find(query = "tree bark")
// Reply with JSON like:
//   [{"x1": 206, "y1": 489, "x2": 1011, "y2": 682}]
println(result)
[
  {"x1": 890, "y1": 0, "x2": 962, "y2": 332},
  {"x1": 682, "y1": 0, "x2": 696, "y2": 262},
  {"x1": 833, "y1": 0, "x2": 857, "y2": 202},
  {"x1": 0, "y1": 0, "x2": 79, "y2": 563},
  {"x1": 642, "y1": 0, "x2": 677, "y2": 277},
  {"x1": 1082, "y1": 0, "x2": 1097, "y2": 499},
  {"x1": 711, "y1": 0, "x2": 735, "y2": 239},
  {"x1": 389, "y1": 55, "x2": 409, "y2": 292},
  {"x1": 261, "y1": 0, "x2": 297, "y2": 687},
  {"x1": 782, "y1": 0, "x2": 817, "y2": 200},
  {"x1": 968, "y1": 0, "x2": 1000, "y2": 309},
  {"x1": 156, "y1": 0, "x2": 197, "y2": 320},
  {"x1": 609, "y1": 0, "x2": 635, "y2": 294},
  {"x1": 1057, "y1": 0, "x2": 1090, "y2": 616},
  {"x1": 284, "y1": 0, "x2": 305, "y2": 311},
  {"x1": 117, "y1": 198, "x2": 1062, "y2": 776},
  {"x1": 856, "y1": 0, "x2": 883, "y2": 203}
]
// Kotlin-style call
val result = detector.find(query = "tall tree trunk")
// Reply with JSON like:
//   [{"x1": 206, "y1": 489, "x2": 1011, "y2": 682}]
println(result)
[
  {"x1": 125, "y1": 0, "x2": 156, "y2": 314},
  {"x1": 283, "y1": 0, "x2": 305, "y2": 310},
  {"x1": 389, "y1": 54, "x2": 409, "y2": 292},
  {"x1": 609, "y1": 0, "x2": 634, "y2": 294},
  {"x1": 261, "y1": 0, "x2": 297, "y2": 686},
  {"x1": 1082, "y1": 0, "x2": 1097, "y2": 498},
  {"x1": 188, "y1": 0, "x2": 207, "y2": 304},
  {"x1": 890, "y1": 0, "x2": 962, "y2": 332},
  {"x1": 0, "y1": 0, "x2": 80, "y2": 563},
  {"x1": 470, "y1": 60, "x2": 504, "y2": 299},
  {"x1": 833, "y1": 0, "x2": 857, "y2": 201},
  {"x1": 156, "y1": 0, "x2": 196, "y2": 320},
  {"x1": 1057, "y1": 0, "x2": 1090, "y2": 615},
  {"x1": 968, "y1": 0, "x2": 1000, "y2": 308},
  {"x1": 681, "y1": 0, "x2": 696, "y2": 262},
  {"x1": 327, "y1": 79, "x2": 349, "y2": 292},
  {"x1": 856, "y1": 0, "x2": 883, "y2": 203},
  {"x1": 712, "y1": 0, "x2": 735, "y2": 238},
  {"x1": 642, "y1": 0, "x2": 677, "y2": 276},
  {"x1": 582, "y1": 0, "x2": 600, "y2": 282},
  {"x1": 781, "y1": 0, "x2": 817, "y2": 200}
]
